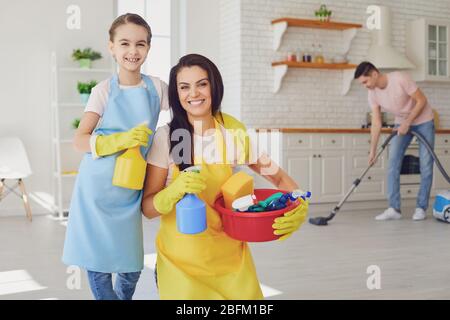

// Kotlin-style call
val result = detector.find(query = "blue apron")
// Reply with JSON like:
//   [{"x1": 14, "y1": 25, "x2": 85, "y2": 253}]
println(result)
[{"x1": 62, "y1": 74, "x2": 160, "y2": 273}]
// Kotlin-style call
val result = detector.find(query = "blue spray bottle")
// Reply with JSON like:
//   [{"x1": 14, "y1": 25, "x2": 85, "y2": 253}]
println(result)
[
  {"x1": 266, "y1": 190, "x2": 311, "y2": 211},
  {"x1": 176, "y1": 166, "x2": 207, "y2": 234}
]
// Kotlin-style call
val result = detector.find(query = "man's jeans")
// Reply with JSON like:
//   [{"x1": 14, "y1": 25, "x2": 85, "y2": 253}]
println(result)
[
  {"x1": 387, "y1": 120, "x2": 435, "y2": 211},
  {"x1": 87, "y1": 270, "x2": 141, "y2": 300}
]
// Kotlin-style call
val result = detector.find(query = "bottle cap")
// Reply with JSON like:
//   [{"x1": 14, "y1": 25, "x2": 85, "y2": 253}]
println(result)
[{"x1": 183, "y1": 165, "x2": 202, "y2": 173}]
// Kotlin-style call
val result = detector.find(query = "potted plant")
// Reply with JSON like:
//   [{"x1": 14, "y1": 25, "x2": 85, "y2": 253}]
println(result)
[
  {"x1": 72, "y1": 48, "x2": 102, "y2": 69},
  {"x1": 72, "y1": 118, "x2": 81, "y2": 130},
  {"x1": 77, "y1": 80, "x2": 98, "y2": 104},
  {"x1": 315, "y1": 5, "x2": 332, "y2": 22}
]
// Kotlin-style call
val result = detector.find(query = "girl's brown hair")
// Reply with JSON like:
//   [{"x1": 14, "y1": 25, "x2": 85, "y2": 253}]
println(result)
[{"x1": 109, "y1": 13, "x2": 152, "y2": 44}]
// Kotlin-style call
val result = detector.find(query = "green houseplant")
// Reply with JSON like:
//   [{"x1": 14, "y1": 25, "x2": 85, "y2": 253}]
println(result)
[
  {"x1": 77, "y1": 80, "x2": 98, "y2": 104},
  {"x1": 72, "y1": 118, "x2": 81, "y2": 130},
  {"x1": 72, "y1": 48, "x2": 102, "y2": 69},
  {"x1": 315, "y1": 4, "x2": 332, "y2": 22}
]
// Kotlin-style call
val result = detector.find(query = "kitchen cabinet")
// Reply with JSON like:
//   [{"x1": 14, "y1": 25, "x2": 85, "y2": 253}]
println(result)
[
  {"x1": 406, "y1": 18, "x2": 450, "y2": 82},
  {"x1": 266, "y1": 130, "x2": 450, "y2": 204},
  {"x1": 285, "y1": 150, "x2": 346, "y2": 203},
  {"x1": 432, "y1": 140, "x2": 450, "y2": 192},
  {"x1": 282, "y1": 133, "x2": 388, "y2": 203}
]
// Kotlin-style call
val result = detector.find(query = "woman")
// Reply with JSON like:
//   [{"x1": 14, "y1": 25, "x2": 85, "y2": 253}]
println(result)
[{"x1": 141, "y1": 54, "x2": 309, "y2": 299}]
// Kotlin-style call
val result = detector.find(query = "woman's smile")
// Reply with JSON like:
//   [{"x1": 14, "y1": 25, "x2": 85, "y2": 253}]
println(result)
[{"x1": 188, "y1": 99, "x2": 206, "y2": 106}]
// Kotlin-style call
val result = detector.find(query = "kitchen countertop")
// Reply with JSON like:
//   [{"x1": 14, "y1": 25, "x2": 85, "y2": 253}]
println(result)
[{"x1": 254, "y1": 128, "x2": 450, "y2": 134}]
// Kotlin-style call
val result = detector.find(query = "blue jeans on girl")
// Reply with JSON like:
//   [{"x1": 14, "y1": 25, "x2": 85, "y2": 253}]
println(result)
[{"x1": 87, "y1": 270, "x2": 141, "y2": 300}]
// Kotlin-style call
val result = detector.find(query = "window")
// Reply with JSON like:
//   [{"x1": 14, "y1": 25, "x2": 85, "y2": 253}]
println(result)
[{"x1": 117, "y1": 0, "x2": 175, "y2": 127}]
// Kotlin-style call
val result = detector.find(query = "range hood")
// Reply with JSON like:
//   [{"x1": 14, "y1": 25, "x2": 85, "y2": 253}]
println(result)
[{"x1": 366, "y1": 6, "x2": 415, "y2": 69}]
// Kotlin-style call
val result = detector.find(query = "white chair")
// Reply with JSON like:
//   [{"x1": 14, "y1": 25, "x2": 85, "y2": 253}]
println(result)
[{"x1": 0, "y1": 137, "x2": 33, "y2": 221}]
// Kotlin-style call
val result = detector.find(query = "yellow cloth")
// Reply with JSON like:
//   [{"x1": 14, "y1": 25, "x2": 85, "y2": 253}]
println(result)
[
  {"x1": 155, "y1": 118, "x2": 263, "y2": 300},
  {"x1": 215, "y1": 112, "x2": 251, "y2": 164}
]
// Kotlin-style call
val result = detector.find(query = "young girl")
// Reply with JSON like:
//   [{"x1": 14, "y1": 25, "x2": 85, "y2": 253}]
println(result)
[
  {"x1": 62, "y1": 13, "x2": 169, "y2": 300},
  {"x1": 141, "y1": 54, "x2": 309, "y2": 299}
]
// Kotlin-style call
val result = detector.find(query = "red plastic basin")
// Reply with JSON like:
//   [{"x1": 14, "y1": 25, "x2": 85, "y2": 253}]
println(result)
[{"x1": 214, "y1": 189, "x2": 300, "y2": 242}]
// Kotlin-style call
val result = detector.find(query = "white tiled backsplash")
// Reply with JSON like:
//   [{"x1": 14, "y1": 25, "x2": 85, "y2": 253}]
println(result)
[{"x1": 220, "y1": 0, "x2": 450, "y2": 128}]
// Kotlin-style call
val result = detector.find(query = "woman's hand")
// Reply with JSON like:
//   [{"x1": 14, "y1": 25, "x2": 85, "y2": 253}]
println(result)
[
  {"x1": 153, "y1": 171, "x2": 206, "y2": 215},
  {"x1": 272, "y1": 199, "x2": 309, "y2": 241}
]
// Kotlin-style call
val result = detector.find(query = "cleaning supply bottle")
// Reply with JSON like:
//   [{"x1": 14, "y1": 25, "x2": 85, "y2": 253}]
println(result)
[
  {"x1": 112, "y1": 146, "x2": 147, "y2": 190},
  {"x1": 257, "y1": 192, "x2": 284, "y2": 209},
  {"x1": 176, "y1": 166, "x2": 207, "y2": 234},
  {"x1": 266, "y1": 190, "x2": 311, "y2": 211},
  {"x1": 232, "y1": 194, "x2": 258, "y2": 212}
]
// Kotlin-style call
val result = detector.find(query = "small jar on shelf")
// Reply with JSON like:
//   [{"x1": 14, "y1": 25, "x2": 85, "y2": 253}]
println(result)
[
  {"x1": 314, "y1": 44, "x2": 325, "y2": 63},
  {"x1": 287, "y1": 52, "x2": 297, "y2": 62},
  {"x1": 302, "y1": 48, "x2": 312, "y2": 63}
]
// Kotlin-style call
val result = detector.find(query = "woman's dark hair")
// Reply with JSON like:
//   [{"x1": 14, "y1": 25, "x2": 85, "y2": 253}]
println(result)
[
  {"x1": 168, "y1": 54, "x2": 224, "y2": 171},
  {"x1": 109, "y1": 13, "x2": 152, "y2": 44},
  {"x1": 354, "y1": 61, "x2": 379, "y2": 79}
]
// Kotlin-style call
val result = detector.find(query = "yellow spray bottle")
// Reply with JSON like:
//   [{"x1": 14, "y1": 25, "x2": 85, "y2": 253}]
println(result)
[{"x1": 112, "y1": 125, "x2": 152, "y2": 190}]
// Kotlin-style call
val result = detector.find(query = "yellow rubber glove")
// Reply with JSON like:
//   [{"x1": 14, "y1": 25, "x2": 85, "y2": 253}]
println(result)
[
  {"x1": 153, "y1": 171, "x2": 207, "y2": 215},
  {"x1": 272, "y1": 199, "x2": 309, "y2": 241},
  {"x1": 95, "y1": 124, "x2": 153, "y2": 157}
]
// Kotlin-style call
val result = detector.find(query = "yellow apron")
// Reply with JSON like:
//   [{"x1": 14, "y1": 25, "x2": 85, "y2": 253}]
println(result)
[{"x1": 156, "y1": 120, "x2": 263, "y2": 300}]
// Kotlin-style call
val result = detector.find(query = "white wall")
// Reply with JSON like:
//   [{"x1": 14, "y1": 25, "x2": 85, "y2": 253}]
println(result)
[
  {"x1": 0, "y1": 0, "x2": 114, "y2": 215},
  {"x1": 179, "y1": 0, "x2": 221, "y2": 64},
  {"x1": 220, "y1": 0, "x2": 450, "y2": 128}
]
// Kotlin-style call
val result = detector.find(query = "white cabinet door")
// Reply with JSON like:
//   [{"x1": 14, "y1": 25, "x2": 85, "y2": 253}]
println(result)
[
  {"x1": 315, "y1": 150, "x2": 346, "y2": 203},
  {"x1": 432, "y1": 148, "x2": 450, "y2": 191},
  {"x1": 285, "y1": 151, "x2": 314, "y2": 200},
  {"x1": 407, "y1": 18, "x2": 450, "y2": 82},
  {"x1": 427, "y1": 24, "x2": 448, "y2": 77},
  {"x1": 285, "y1": 150, "x2": 346, "y2": 203},
  {"x1": 346, "y1": 149, "x2": 386, "y2": 201}
]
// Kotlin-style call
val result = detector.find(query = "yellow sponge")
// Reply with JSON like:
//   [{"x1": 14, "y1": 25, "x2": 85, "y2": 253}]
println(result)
[{"x1": 221, "y1": 171, "x2": 254, "y2": 209}]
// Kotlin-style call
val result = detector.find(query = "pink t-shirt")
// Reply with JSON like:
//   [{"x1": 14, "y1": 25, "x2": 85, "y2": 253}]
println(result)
[{"x1": 368, "y1": 71, "x2": 433, "y2": 125}]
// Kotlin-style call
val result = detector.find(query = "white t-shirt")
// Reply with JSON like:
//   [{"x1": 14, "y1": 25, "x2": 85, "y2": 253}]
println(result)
[
  {"x1": 147, "y1": 124, "x2": 250, "y2": 186},
  {"x1": 85, "y1": 75, "x2": 169, "y2": 116},
  {"x1": 86, "y1": 75, "x2": 169, "y2": 159}
]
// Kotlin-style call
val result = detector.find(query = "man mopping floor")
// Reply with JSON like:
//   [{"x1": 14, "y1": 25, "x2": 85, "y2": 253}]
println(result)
[{"x1": 354, "y1": 62, "x2": 435, "y2": 221}]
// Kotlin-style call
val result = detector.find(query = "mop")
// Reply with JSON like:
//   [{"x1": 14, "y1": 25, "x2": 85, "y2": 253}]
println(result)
[{"x1": 309, "y1": 130, "x2": 450, "y2": 226}]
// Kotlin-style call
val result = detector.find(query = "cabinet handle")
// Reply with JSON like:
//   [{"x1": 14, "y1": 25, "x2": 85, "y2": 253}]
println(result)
[
  {"x1": 445, "y1": 139, "x2": 448, "y2": 143},
  {"x1": 318, "y1": 154, "x2": 322, "y2": 158},
  {"x1": 445, "y1": 150, "x2": 448, "y2": 154},
  {"x1": 331, "y1": 139, "x2": 336, "y2": 144},
  {"x1": 313, "y1": 154, "x2": 317, "y2": 158},
  {"x1": 298, "y1": 139, "x2": 303, "y2": 144},
  {"x1": 407, "y1": 190, "x2": 412, "y2": 193},
  {"x1": 367, "y1": 176, "x2": 372, "y2": 180}
]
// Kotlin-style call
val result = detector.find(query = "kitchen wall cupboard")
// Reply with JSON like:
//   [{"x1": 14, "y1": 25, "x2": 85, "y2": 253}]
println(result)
[{"x1": 407, "y1": 18, "x2": 450, "y2": 82}]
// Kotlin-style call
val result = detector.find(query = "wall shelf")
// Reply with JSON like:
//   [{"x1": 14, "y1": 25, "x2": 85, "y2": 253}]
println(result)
[
  {"x1": 272, "y1": 61, "x2": 357, "y2": 69},
  {"x1": 272, "y1": 61, "x2": 356, "y2": 95},
  {"x1": 272, "y1": 18, "x2": 362, "y2": 30},
  {"x1": 272, "y1": 17, "x2": 362, "y2": 51},
  {"x1": 271, "y1": 17, "x2": 361, "y2": 94},
  {"x1": 51, "y1": 52, "x2": 113, "y2": 219}
]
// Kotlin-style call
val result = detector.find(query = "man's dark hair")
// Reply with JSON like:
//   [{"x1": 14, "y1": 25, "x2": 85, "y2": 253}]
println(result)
[{"x1": 354, "y1": 61, "x2": 379, "y2": 79}]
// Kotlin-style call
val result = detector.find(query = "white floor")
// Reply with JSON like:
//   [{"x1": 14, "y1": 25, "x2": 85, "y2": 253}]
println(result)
[{"x1": 1, "y1": 206, "x2": 450, "y2": 300}]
